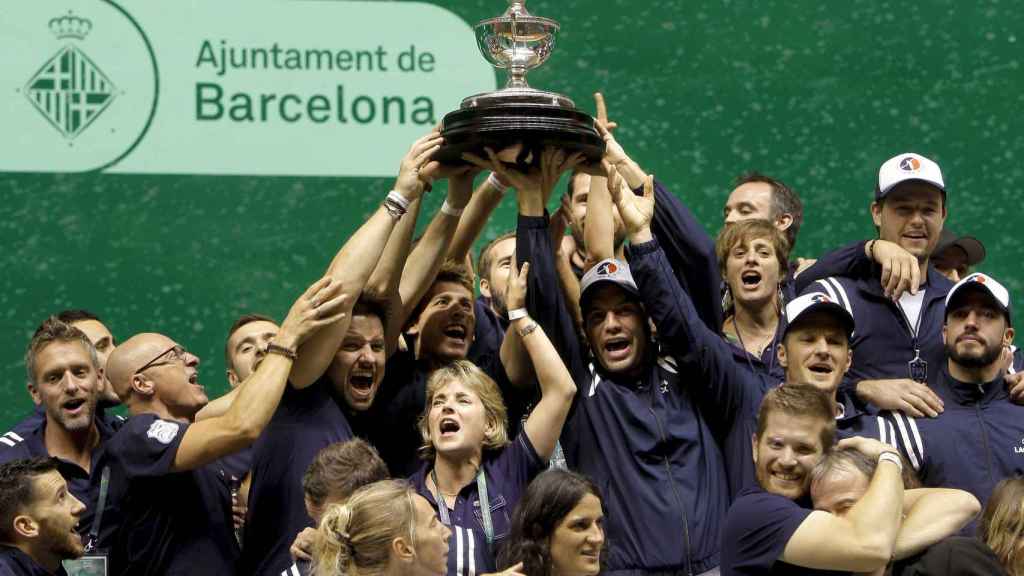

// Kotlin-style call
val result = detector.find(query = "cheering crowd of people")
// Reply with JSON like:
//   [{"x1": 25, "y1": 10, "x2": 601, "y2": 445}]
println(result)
[{"x1": 1, "y1": 94, "x2": 1023, "y2": 576}]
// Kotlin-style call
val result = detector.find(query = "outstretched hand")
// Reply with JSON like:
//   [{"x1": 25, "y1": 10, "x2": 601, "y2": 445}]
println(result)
[
  {"x1": 594, "y1": 92, "x2": 619, "y2": 132},
  {"x1": 394, "y1": 130, "x2": 444, "y2": 200},
  {"x1": 611, "y1": 170, "x2": 655, "y2": 240},
  {"x1": 277, "y1": 276, "x2": 349, "y2": 350},
  {"x1": 505, "y1": 261, "x2": 530, "y2": 313}
]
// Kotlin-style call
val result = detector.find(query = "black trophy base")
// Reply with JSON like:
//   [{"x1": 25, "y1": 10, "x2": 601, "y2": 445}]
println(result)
[{"x1": 438, "y1": 92, "x2": 604, "y2": 169}]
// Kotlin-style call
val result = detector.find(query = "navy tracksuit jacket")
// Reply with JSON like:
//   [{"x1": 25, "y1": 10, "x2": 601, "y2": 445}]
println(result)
[
  {"x1": 518, "y1": 211, "x2": 727, "y2": 575},
  {"x1": 882, "y1": 368, "x2": 1024, "y2": 514},
  {"x1": 796, "y1": 241, "x2": 953, "y2": 406}
]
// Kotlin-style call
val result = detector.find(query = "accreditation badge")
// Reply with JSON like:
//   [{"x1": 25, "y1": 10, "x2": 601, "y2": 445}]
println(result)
[{"x1": 63, "y1": 555, "x2": 107, "y2": 576}]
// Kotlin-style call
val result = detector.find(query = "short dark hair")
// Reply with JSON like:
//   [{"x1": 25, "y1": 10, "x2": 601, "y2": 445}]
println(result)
[
  {"x1": 0, "y1": 457, "x2": 60, "y2": 542},
  {"x1": 477, "y1": 231, "x2": 516, "y2": 285},
  {"x1": 224, "y1": 313, "x2": 276, "y2": 367},
  {"x1": 302, "y1": 439, "x2": 389, "y2": 508},
  {"x1": 734, "y1": 172, "x2": 803, "y2": 249},
  {"x1": 757, "y1": 384, "x2": 836, "y2": 450},
  {"x1": 498, "y1": 469, "x2": 606, "y2": 574},
  {"x1": 25, "y1": 318, "x2": 98, "y2": 387},
  {"x1": 407, "y1": 259, "x2": 476, "y2": 327},
  {"x1": 53, "y1": 309, "x2": 102, "y2": 325}
]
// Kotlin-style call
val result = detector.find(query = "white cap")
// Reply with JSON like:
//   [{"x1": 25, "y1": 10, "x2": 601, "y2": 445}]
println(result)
[
  {"x1": 783, "y1": 291, "x2": 855, "y2": 337},
  {"x1": 580, "y1": 258, "x2": 639, "y2": 309},
  {"x1": 945, "y1": 273, "x2": 1012, "y2": 325},
  {"x1": 876, "y1": 153, "x2": 945, "y2": 200}
]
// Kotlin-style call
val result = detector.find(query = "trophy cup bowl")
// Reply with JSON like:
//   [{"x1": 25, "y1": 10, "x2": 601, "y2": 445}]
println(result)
[{"x1": 436, "y1": 1, "x2": 604, "y2": 168}]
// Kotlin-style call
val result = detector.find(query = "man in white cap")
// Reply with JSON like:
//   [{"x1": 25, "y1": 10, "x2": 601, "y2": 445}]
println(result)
[
  {"x1": 883, "y1": 272, "x2": 1024, "y2": 518},
  {"x1": 795, "y1": 153, "x2": 953, "y2": 419}
]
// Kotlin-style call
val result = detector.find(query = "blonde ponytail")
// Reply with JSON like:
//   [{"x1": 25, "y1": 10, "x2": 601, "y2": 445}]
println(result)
[{"x1": 310, "y1": 479, "x2": 418, "y2": 576}]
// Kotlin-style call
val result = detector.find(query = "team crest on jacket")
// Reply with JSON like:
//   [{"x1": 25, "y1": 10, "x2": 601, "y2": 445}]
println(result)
[{"x1": 146, "y1": 419, "x2": 180, "y2": 445}]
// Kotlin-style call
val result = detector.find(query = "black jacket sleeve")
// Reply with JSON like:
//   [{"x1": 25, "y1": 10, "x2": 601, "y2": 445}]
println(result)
[
  {"x1": 629, "y1": 237, "x2": 759, "y2": 437},
  {"x1": 794, "y1": 240, "x2": 872, "y2": 293},
  {"x1": 648, "y1": 179, "x2": 724, "y2": 333}
]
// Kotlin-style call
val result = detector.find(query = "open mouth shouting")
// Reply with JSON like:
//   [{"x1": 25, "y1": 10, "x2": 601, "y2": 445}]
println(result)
[
  {"x1": 740, "y1": 269, "x2": 763, "y2": 290},
  {"x1": 443, "y1": 324, "x2": 468, "y2": 344},
  {"x1": 348, "y1": 371, "x2": 376, "y2": 402},
  {"x1": 438, "y1": 417, "x2": 461, "y2": 439},
  {"x1": 62, "y1": 397, "x2": 88, "y2": 418},
  {"x1": 602, "y1": 337, "x2": 632, "y2": 362}
]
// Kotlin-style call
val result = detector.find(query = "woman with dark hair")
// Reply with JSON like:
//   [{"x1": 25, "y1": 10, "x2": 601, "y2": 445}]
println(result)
[{"x1": 498, "y1": 469, "x2": 605, "y2": 576}]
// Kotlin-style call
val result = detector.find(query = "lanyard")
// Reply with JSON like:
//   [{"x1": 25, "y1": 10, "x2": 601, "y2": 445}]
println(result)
[
  {"x1": 431, "y1": 467, "x2": 494, "y2": 544},
  {"x1": 84, "y1": 466, "x2": 109, "y2": 553},
  {"x1": 896, "y1": 299, "x2": 928, "y2": 383}
]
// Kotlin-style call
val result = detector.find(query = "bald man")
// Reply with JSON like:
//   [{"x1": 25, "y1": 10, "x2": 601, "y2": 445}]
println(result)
[{"x1": 100, "y1": 276, "x2": 348, "y2": 576}]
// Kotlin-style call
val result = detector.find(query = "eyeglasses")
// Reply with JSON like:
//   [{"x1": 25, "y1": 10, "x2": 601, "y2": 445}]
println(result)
[{"x1": 135, "y1": 345, "x2": 187, "y2": 375}]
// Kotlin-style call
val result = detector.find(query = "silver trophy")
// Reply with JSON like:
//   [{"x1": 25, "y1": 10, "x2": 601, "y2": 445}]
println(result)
[{"x1": 438, "y1": 0, "x2": 603, "y2": 166}]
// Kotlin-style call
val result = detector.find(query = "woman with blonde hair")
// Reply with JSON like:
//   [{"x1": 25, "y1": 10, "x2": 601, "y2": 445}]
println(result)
[
  {"x1": 312, "y1": 479, "x2": 451, "y2": 576},
  {"x1": 981, "y1": 476, "x2": 1024, "y2": 576},
  {"x1": 412, "y1": 260, "x2": 577, "y2": 576}
]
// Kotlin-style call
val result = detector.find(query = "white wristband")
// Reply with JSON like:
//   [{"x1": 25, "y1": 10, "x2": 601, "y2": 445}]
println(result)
[
  {"x1": 878, "y1": 451, "x2": 903, "y2": 472},
  {"x1": 507, "y1": 308, "x2": 529, "y2": 321},
  {"x1": 486, "y1": 172, "x2": 508, "y2": 194},
  {"x1": 441, "y1": 199, "x2": 464, "y2": 217},
  {"x1": 386, "y1": 190, "x2": 411, "y2": 211}
]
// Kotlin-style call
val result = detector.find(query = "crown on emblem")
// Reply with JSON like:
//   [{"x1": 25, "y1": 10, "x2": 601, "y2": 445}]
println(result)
[{"x1": 49, "y1": 12, "x2": 92, "y2": 40}]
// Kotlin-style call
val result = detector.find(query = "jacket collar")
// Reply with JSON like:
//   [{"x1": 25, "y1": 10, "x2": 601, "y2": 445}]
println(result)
[{"x1": 937, "y1": 364, "x2": 1008, "y2": 405}]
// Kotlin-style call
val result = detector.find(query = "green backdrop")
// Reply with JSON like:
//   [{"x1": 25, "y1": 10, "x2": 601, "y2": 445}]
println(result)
[{"x1": 3, "y1": 0, "x2": 1022, "y2": 429}]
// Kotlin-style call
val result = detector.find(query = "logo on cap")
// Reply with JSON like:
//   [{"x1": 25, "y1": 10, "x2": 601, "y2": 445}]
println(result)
[
  {"x1": 899, "y1": 156, "x2": 921, "y2": 172},
  {"x1": 971, "y1": 275, "x2": 986, "y2": 284},
  {"x1": 811, "y1": 294, "x2": 832, "y2": 304},
  {"x1": 596, "y1": 261, "x2": 619, "y2": 276}
]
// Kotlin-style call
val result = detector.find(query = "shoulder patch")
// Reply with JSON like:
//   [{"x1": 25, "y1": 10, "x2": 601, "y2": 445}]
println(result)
[{"x1": 146, "y1": 419, "x2": 181, "y2": 445}]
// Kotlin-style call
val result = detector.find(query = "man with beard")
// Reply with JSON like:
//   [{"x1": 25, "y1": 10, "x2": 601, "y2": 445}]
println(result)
[
  {"x1": 721, "y1": 384, "x2": 906, "y2": 576},
  {"x1": 6, "y1": 311, "x2": 121, "y2": 442},
  {"x1": 0, "y1": 319, "x2": 117, "y2": 553},
  {"x1": 0, "y1": 457, "x2": 87, "y2": 575},
  {"x1": 883, "y1": 273, "x2": 1024, "y2": 515}
]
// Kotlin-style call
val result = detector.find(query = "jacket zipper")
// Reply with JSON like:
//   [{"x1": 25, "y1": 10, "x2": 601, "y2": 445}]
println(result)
[{"x1": 649, "y1": 396, "x2": 694, "y2": 576}]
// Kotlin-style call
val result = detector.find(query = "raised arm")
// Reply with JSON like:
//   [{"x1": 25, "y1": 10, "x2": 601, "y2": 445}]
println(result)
[
  {"x1": 505, "y1": 262, "x2": 577, "y2": 460},
  {"x1": 795, "y1": 239, "x2": 921, "y2": 300},
  {"x1": 289, "y1": 131, "x2": 440, "y2": 388},
  {"x1": 893, "y1": 488, "x2": 980, "y2": 560},
  {"x1": 616, "y1": 175, "x2": 757, "y2": 430},
  {"x1": 466, "y1": 147, "x2": 588, "y2": 380},
  {"x1": 394, "y1": 169, "x2": 475, "y2": 328},
  {"x1": 173, "y1": 277, "x2": 348, "y2": 471},
  {"x1": 782, "y1": 437, "x2": 905, "y2": 572},
  {"x1": 446, "y1": 172, "x2": 508, "y2": 263},
  {"x1": 595, "y1": 93, "x2": 723, "y2": 331}
]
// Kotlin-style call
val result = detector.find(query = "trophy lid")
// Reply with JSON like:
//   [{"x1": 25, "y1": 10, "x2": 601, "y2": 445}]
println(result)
[{"x1": 477, "y1": 1, "x2": 559, "y2": 32}]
